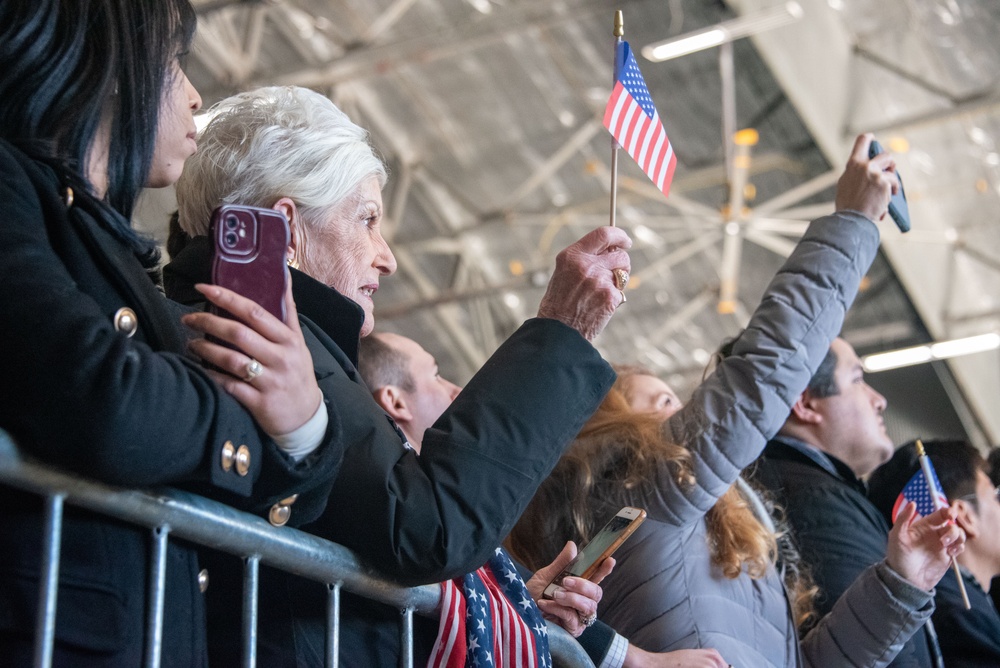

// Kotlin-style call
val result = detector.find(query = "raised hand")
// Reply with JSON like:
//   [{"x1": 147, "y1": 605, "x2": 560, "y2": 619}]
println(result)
[
  {"x1": 886, "y1": 501, "x2": 966, "y2": 591},
  {"x1": 835, "y1": 133, "x2": 899, "y2": 223},
  {"x1": 537, "y1": 226, "x2": 632, "y2": 341},
  {"x1": 181, "y1": 274, "x2": 323, "y2": 440},
  {"x1": 525, "y1": 541, "x2": 615, "y2": 638}
]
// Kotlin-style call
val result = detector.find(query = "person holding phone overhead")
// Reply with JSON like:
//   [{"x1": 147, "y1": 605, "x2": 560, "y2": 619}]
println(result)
[
  {"x1": 165, "y1": 85, "x2": 630, "y2": 665},
  {"x1": 0, "y1": 2, "x2": 345, "y2": 664},
  {"x1": 510, "y1": 135, "x2": 966, "y2": 668}
]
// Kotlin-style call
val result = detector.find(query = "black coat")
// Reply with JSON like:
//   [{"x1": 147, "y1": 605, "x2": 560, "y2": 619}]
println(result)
[
  {"x1": 0, "y1": 140, "x2": 342, "y2": 666},
  {"x1": 165, "y1": 238, "x2": 617, "y2": 666},
  {"x1": 932, "y1": 566, "x2": 1000, "y2": 667},
  {"x1": 751, "y1": 438, "x2": 940, "y2": 668}
]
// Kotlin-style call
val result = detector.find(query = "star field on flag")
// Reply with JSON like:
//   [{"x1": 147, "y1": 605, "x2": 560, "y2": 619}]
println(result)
[
  {"x1": 603, "y1": 40, "x2": 677, "y2": 198},
  {"x1": 891, "y1": 463, "x2": 950, "y2": 522}
]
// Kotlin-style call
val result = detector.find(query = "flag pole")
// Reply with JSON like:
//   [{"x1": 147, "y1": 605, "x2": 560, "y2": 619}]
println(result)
[
  {"x1": 609, "y1": 10, "x2": 623, "y2": 227},
  {"x1": 915, "y1": 439, "x2": 971, "y2": 610}
]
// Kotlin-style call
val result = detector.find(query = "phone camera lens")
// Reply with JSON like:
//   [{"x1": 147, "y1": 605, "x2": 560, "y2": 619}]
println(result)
[
  {"x1": 225, "y1": 215, "x2": 239, "y2": 230},
  {"x1": 224, "y1": 232, "x2": 238, "y2": 247}
]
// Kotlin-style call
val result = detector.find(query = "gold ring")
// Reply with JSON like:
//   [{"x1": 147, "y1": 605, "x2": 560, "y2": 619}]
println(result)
[
  {"x1": 618, "y1": 289, "x2": 627, "y2": 306},
  {"x1": 613, "y1": 268, "x2": 629, "y2": 291}
]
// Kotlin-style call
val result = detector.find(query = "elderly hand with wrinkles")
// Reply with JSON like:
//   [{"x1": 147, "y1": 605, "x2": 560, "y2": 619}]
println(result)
[
  {"x1": 538, "y1": 226, "x2": 632, "y2": 341},
  {"x1": 525, "y1": 541, "x2": 615, "y2": 638}
]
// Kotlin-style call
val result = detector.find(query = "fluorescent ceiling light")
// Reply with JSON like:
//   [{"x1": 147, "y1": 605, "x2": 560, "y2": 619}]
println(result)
[
  {"x1": 642, "y1": 1, "x2": 804, "y2": 62},
  {"x1": 862, "y1": 333, "x2": 1000, "y2": 372},
  {"x1": 863, "y1": 346, "x2": 933, "y2": 372},
  {"x1": 930, "y1": 333, "x2": 1000, "y2": 359}
]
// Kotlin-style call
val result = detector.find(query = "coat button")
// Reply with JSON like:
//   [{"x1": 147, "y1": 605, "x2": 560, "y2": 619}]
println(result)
[
  {"x1": 269, "y1": 504, "x2": 291, "y2": 527},
  {"x1": 113, "y1": 307, "x2": 138, "y2": 338},
  {"x1": 198, "y1": 569, "x2": 209, "y2": 593},
  {"x1": 63, "y1": 187, "x2": 74, "y2": 207},
  {"x1": 268, "y1": 494, "x2": 298, "y2": 527},
  {"x1": 235, "y1": 445, "x2": 251, "y2": 477},
  {"x1": 220, "y1": 441, "x2": 235, "y2": 472}
]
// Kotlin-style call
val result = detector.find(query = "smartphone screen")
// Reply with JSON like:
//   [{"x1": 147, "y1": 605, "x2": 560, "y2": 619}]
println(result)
[
  {"x1": 868, "y1": 139, "x2": 911, "y2": 233},
  {"x1": 564, "y1": 514, "x2": 634, "y2": 577},
  {"x1": 542, "y1": 507, "x2": 645, "y2": 598}
]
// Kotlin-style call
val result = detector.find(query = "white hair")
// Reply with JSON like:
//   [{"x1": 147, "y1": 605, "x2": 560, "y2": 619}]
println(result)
[{"x1": 176, "y1": 86, "x2": 387, "y2": 236}]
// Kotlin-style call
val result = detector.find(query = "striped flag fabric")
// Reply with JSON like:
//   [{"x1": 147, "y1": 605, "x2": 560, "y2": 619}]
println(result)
[
  {"x1": 603, "y1": 40, "x2": 677, "y2": 198},
  {"x1": 891, "y1": 462, "x2": 950, "y2": 522},
  {"x1": 428, "y1": 547, "x2": 550, "y2": 668}
]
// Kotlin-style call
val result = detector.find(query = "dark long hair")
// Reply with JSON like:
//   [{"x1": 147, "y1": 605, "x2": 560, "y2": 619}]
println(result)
[{"x1": 0, "y1": 0, "x2": 195, "y2": 262}]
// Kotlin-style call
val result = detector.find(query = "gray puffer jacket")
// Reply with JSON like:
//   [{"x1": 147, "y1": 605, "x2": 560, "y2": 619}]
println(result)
[{"x1": 595, "y1": 212, "x2": 934, "y2": 668}]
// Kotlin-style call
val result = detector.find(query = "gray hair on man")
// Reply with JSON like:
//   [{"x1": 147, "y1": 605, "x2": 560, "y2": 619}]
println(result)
[{"x1": 176, "y1": 85, "x2": 387, "y2": 237}]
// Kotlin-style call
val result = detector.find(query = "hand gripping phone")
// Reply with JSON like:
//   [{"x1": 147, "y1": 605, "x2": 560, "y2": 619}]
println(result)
[
  {"x1": 542, "y1": 506, "x2": 647, "y2": 599},
  {"x1": 868, "y1": 139, "x2": 911, "y2": 233},
  {"x1": 210, "y1": 205, "x2": 290, "y2": 324}
]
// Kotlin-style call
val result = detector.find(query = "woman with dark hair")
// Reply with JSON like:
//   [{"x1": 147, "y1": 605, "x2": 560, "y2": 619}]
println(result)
[
  {"x1": 510, "y1": 135, "x2": 967, "y2": 668},
  {"x1": 0, "y1": 2, "x2": 342, "y2": 664}
]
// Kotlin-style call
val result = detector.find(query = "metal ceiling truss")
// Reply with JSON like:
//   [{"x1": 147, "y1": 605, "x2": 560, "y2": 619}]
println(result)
[{"x1": 186, "y1": 0, "x2": 1000, "y2": 443}]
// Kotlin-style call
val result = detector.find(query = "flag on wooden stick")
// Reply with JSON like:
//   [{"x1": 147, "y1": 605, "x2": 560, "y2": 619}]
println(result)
[{"x1": 603, "y1": 40, "x2": 677, "y2": 198}]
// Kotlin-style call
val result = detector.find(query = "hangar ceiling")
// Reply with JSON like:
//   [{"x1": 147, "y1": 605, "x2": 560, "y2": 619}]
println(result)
[{"x1": 135, "y1": 0, "x2": 1000, "y2": 447}]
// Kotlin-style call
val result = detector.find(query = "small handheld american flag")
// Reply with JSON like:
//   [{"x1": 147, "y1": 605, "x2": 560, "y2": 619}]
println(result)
[
  {"x1": 603, "y1": 40, "x2": 677, "y2": 198},
  {"x1": 891, "y1": 458, "x2": 949, "y2": 522},
  {"x1": 892, "y1": 439, "x2": 971, "y2": 610}
]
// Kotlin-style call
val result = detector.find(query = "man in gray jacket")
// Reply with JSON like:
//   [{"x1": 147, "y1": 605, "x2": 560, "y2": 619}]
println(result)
[{"x1": 752, "y1": 338, "x2": 942, "y2": 667}]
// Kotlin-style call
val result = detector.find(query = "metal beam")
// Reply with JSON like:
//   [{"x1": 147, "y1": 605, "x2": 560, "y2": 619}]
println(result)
[
  {"x1": 226, "y1": 0, "x2": 614, "y2": 93},
  {"x1": 752, "y1": 169, "x2": 839, "y2": 217},
  {"x1": 499, "y1": 120, "x2": 602, "y2": 211}
]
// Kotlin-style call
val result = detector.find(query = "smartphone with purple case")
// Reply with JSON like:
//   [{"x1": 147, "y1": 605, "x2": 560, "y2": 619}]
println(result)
[{"x1": 210, "y1": 204, "x2": 289, "y2": 323}]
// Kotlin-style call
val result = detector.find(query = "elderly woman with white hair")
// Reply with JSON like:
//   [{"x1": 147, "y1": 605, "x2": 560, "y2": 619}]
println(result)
[{"x1": 164, "y1": 85, "x2": 630, "y2": 665}]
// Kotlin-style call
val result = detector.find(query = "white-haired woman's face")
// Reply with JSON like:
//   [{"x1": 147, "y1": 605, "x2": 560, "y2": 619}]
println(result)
[{"x1": 299, "y1": 176, "x2": 397, "y2": 336}]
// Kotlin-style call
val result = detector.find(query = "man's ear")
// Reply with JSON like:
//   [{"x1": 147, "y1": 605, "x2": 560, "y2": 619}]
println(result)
[
  {"x1": 271, "y1": 197, "x2": 303, "y2": 266},
  {"x1": 788, "y1": 389, "x2": 824, "y2": 426},
  {"x1": 953, "y1": 499, "x2": 980, "y2": 540},
  {"x1": 373, "y1": 385, "x2": 413, "y2": 424}
]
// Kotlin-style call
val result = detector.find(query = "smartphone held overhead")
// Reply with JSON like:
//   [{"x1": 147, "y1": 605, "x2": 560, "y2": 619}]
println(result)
[
  {"x1": 542, "y1": 506, "x2": 646, "y2": 599},
  {"x1": 210, "y1": 204, "x2": 290, "y2": 323},
  {"x1": 868, "y1": 139, "x2": 911, "y2": 233}
]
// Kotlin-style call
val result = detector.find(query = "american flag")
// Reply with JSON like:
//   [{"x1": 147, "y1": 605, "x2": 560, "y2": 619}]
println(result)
[
  {"x1": 428, "y1": 547, "x2": 550, "y2": 668},
  {"x1": 603, "y1": 40, "x2": 677, "y2": 198},
  {"x1": 891, "y1": 462, "x2": 950, "y2": 522}
]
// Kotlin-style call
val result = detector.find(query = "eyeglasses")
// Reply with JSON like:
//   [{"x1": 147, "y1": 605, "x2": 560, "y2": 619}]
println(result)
[{"x1": 957, "y1": 485, "x2": 1000, "y2": 504}]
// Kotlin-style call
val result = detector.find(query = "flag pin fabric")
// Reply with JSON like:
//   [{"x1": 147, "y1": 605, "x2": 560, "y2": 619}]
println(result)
[
  {"x1": 428, "y1": 547, "x2": 550, "y2": 668},
  {"x1": 603, "y1": 40, "x2": 677, "y2": 198}
]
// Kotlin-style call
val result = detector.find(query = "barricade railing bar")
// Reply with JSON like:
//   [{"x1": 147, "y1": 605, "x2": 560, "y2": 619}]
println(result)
[{"x1": 0, "y1": 431, "x2": 595, "y2": 668}]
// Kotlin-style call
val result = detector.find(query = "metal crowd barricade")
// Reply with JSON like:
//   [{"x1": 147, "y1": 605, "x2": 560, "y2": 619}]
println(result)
[{"x1": 0, "y1": 431, "x2": 595, "y2": 668}]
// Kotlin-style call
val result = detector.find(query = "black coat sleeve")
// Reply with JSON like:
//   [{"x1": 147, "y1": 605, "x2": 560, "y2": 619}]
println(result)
[
  {"x1": 0, "y1": 141, "x2": 341, "y2": 509},
  {"x1": 307, "y1": 318, "x2": 615, "y2": 586}
]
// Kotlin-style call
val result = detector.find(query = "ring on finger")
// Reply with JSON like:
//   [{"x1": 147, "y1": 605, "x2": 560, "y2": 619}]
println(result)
[
  {"x1": 579, "y1": 612, "x2": 596, "y2": 627},
  {"x1": 618, "y1": 289, "x2": 627, "y2": 306},
  {"x1": 243, "y1": 358, "x2": 264, "y2": 382},
  {"x1": 613, "y1": 268, "x2": 629, "y2": 291}
]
